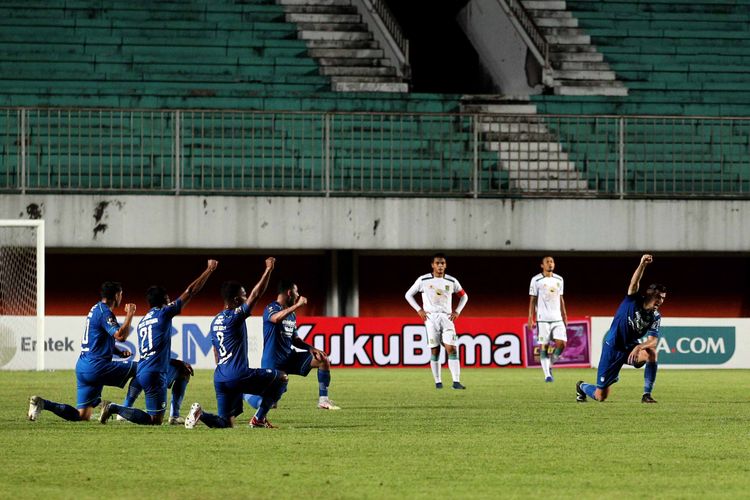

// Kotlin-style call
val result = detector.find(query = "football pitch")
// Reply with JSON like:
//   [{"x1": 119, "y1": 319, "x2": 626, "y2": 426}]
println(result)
[{"x1": 2, "y1": 368, "x2": 748, "y2": 499}]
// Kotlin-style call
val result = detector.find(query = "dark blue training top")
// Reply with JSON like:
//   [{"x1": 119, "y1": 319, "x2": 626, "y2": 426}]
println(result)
[
  {"x1": 77, "y1": 302, "x2": 121, "y2": 372},
  {"x1": 604, "y1": 294, "x2": 661, "y2": 352},
  {"x1": 211, "y1": 302, "x2": 252, "y2": 382},
  {"x1": 261, "y1": 301, "x2": 298, "y2": 369},
  {"x1": 136, "y1": 298, "x2": 183, "y2": 374}
]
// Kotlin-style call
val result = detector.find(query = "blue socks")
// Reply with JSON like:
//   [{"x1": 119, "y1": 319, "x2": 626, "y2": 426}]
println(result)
[
  {"x1": 170, "y1": 376, "x2": 188, "y2": 417},
  {"x1": 581, "y1": 383, "x2": 598, "y2": 400},
  {"x1": 109, "y1": 403, "x2": 153, "y2": 425},
  {"x1": 644, "y1": 362, "x2": 658, "y2": 394},
  {"x1": 244, "y1": 394, "x2": 263, "y2": 409},
  {"x1": 318, "y1": 369, "x2": 331, "y2": 397},
  {"x1": 43, "y1": 399, "x2": 81, "y2": 421},
  {"x1": 123, "y1": 377, "x2": 143, "y2": 407}
]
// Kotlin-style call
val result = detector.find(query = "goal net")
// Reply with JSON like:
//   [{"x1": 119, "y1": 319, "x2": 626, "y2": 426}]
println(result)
[{"x1": 0, "y1": 220, "x2": 44, "y2": 370}]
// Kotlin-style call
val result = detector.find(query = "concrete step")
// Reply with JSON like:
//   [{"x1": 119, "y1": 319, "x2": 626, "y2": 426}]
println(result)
[
  {"x1": 557, "y1": 61, "x2": 611, "y2": 71},
  {"x1": 479, "y1": 122, "x2": 548, "y2": 134},
  {"x1": 485, "y1": 132, "x2": 559, "y2": 142},
  {"x1": 546, "y1": 34, "x2": 591, "y2": 45},
  {"x1": 495, "y1": 141, "x2": 564, "y2": 153},
  {"x1": 299, "y1": 30, "x2": 373, "y2": 41},
  {"x1": 506, "y1": 166, "x2": 580, "y2": 176},
  {"x1": 526, "y1": 9, "x2": 575, "y2": 19},
  {"x1": 308, "y1": 48, "x2": 384, "y2": 58},
  {"x1": 317, "y1": 57, "x2": 389, "y2": 66},
  {"x1": 509, "y1": 178, "x2": 590, "y2": 191},
  {"x1": 320, "y1": 65, "x2": 396, "y2": 76},
  {"x1": 499, "y1": 151, "x2": 573, "y2": 162},
  {"x1": 521, "y1": 1, "x2": 567, "y2": 10},
  {"x1": 463, "y1": 103, "x2": 538, "y2": 114},
  {"x1": 296, "y1": 22, "x2": 368, "y2": 32},
  {"x1": 539, "y1": 27, "x2": 586, "y2": 37},
  {"x1": 549, "y1": 51, "x2": 603, "y2": 62},
  {"x1": 279, "y1": 0, "x2": 351, "y2": 6},
  {"x1": 304, "y1": 39, "x2": 380, "y2": 49},
  {"x1": 330, "y1": 75, "x2": 402, "y2": 83},
  {"x1": 552, "y1": 69, "x2": 616, "y2": 80},
  {"x1": 286, "y1": 13, "x2": 361, "y2": 24},
  {"x1": 550, "y1": 44, "x2": 598, "y2": 53},
  {"x1": 282, "y1": 6, "x2": 358, "y2": 15},
  {"x1": 554, "y1": 83, "x2": 628, "y2": 96},
  {"x1": 332, "y1": 81, "x2": 408, "y2": 92},
  {"x1": 535, "y1": 17, "x2": 578, "y2": 28}
]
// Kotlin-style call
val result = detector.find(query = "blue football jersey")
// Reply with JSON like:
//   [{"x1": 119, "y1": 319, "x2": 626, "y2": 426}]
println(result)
[
  {"x1": 77, "y1": 302, "x2": 121, "y2": 371},
  {"x1": 136, "y1": 298, "x2": 183, "y2": 374},
  {"x1": 604, "y1": 294, "x2": 661, "y2": 351},
  {"x1": 261, "y1": 301, "x2": 298, "y2": 369},
  {"x1": 211, "y1": 303, "x2": 251, "y2": 382}
]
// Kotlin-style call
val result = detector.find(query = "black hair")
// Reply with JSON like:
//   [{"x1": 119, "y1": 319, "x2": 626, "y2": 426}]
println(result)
[
  {"x1": 277, "y1": 279, "x2": 296, "y2": 294},
  {"x1": 431, "y1": 252, "x2": 447, "y2": 262},
  {"x1": 100, "y1": 281, "x2": 122, "y2": 301},
  {"x1": 146, "y1": 285, "x2": 168, "y2": 308},
  {"x1": 645, "y1": 283, "x2": 667, "y2": 296},
  {"x1": 221, "y1": 281, "x2": 244, "y2": 303},
  {"x1": 541, "y1": 255, "x2": 554, "y2": 263}
]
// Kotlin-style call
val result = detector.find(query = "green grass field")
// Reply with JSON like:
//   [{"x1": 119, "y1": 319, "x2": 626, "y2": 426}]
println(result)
[{"x1": 2, "y1": 368, "x2": 748, "y2": 499}]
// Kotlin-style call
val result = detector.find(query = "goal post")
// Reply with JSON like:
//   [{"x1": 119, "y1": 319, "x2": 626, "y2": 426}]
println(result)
[{"x1": 0, "y1": 220, "x2": 45, "y2": 370}]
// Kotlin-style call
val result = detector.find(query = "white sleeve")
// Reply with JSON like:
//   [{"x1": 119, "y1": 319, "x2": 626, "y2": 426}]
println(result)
[
  {"x1": 529, "y1": 277, "x2": 537, "y2": 296},
  {"x1": 559, "y1": 276, "x2": 564, "y2": 296},
  {"x1": 405, "y1": 278, "x2": 422, "y2": 312},
  {"x1": 455, "y1": 291, "x2": 468, "y2": 314}
]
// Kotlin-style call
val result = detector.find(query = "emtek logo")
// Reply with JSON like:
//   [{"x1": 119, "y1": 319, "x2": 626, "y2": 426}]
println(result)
[{"x1": 656, "y1": 327, "x2": 735, "y2": 364}]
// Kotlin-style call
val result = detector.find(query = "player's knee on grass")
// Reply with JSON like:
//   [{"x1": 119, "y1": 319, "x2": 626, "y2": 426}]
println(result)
[{"x1": 79, "y1": 407, "x2": 94, "y2": 421}]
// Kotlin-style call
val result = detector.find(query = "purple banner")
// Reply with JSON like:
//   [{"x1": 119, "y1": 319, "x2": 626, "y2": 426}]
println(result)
[{"x1": 524, "y1": 320, "x2": 591, "y2": 367}]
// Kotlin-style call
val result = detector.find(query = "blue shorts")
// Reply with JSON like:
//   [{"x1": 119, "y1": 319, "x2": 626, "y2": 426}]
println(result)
[
  {"x1": 136, "y1": 370, "x2": 168, "y2": 415},
  {"x1": 275, "y1": 351, "x2": 314, "y2": 377},
  {"x1": 596, "y1": 342, "x2": 630, "y2": 389},
  {"x1": 214, "y1": 368, "x2": 283, "y2": 419},
  {"x1": 76, "y1": 360, "x2": 136, "y2": 409}
]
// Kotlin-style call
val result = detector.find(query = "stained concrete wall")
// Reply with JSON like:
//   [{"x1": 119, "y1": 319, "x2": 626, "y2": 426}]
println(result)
[{"x1": 2, "y1": 195, "x2": 749, "y2": 252}]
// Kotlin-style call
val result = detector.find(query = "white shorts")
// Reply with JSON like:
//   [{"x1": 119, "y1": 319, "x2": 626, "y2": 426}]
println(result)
[
  {"x1": 536, "y1": 321, "x2": 567, "y2": 345},
  {"x1": 425, "y1": 313, "x2": 457, "y2": 348}
]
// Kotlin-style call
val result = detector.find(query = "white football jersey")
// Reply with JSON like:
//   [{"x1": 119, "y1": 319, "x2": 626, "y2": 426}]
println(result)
[
  {"x1": 529, "y1": 273, "x2": 564, "y2": 322},
  {"x1": 406, "y1": 273, "x2": 465, "y2": 315}
]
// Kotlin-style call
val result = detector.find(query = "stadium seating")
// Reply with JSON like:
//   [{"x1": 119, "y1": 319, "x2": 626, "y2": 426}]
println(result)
[
  {"x1": 0, "y1": 0, "x2": 472, "y2": 193},
  {"x1": 532, "y1": 0, "x2": 750, "y2": 195}
]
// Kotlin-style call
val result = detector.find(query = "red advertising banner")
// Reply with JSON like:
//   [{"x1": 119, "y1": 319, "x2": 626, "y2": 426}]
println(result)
[{"x1": 294, "y1": 317, "x2": 590, "y2": 368}]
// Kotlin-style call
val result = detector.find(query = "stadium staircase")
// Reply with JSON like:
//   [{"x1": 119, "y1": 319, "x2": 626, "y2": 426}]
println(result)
[
  {"x1": 528, "y1": 0, "x2": 750, "y2": 196},
  {"x1": 462, "y1": 98, "x2": 590, "y2": 192},
  {"x1": 521, "y1": 0, "x2": 627, "y2": 97},
  {"x1": 277, "y1": 0, "x2": 408, "y2": 92}
]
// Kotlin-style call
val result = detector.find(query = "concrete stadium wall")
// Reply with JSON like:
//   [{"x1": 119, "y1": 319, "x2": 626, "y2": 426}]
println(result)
[{"x1": 2, "y1": 194, "x2": 750, "y2": 252}]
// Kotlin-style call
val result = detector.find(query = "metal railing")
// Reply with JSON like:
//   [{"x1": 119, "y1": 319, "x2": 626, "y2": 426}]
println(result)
[
  {"x1": 499, "y1": 0, "x2": 549, "y2": 68},
  {"x1": 1, "y1": 107, "x2": 749, "y2": 198},
  {"x1": 367, "y1": 0, "x2": 409, "y2": 63}
]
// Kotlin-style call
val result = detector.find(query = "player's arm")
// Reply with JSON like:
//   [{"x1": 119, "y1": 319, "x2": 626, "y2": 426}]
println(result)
[
  {"x1": 246, "y1": 257, "x2": 275, "y2": 310},
  {"x1": 113, "y1": 303, "x2": 136, "y2": 342},
  {"x1": 113, "y1": 346, "x2": 132, "y2": 358},
  {"x1": 627, "y1": 254, "x2": 653, "y2": 295},
  {"x1": 177, "y1": 259, "x2": 219, "y2": 308},
  {"x1": 269, "y1": 296, "x2": 307, "y2": 323},
  {"x1": 560, "y1": 296, "x2": 568, "y2": 325},
  {"x1": 528, "y1": 295, "x2": 537, "y2": 328},
  {"x1": 405, "y1": 279, "x2": 427, "y2": 320},
  {"x1": 292, "y1": 335, "x2": 327, "y2": 362},
  {"x1": 628, "y1": 334, "x2": 658, "y2": 365},
  {"x1": 450, "y1": 288, "x2": 468, "y2": 321}
]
